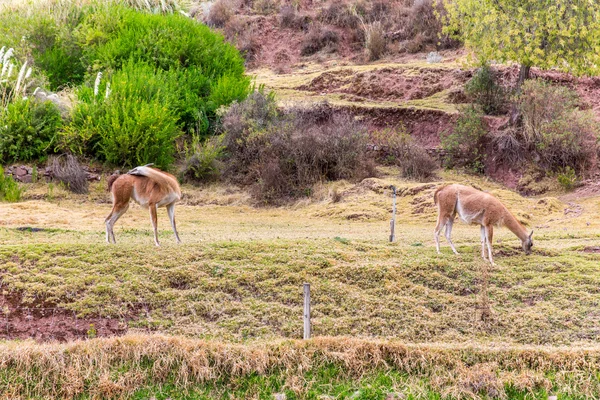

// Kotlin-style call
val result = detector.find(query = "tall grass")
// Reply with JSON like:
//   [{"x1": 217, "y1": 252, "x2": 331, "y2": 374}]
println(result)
[{"x1": 1, "y1": 334, "x2": 599, "y2": 399}]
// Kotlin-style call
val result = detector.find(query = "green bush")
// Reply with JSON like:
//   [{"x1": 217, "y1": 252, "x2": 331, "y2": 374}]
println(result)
[
  {"x1": 465, "y1": 65, "x2": 507, "y2": 115},
  {"x1": 66, "y1": 62, "x2": 183, "y2": 168},
  {"x1": 441, "y1": 106, "x2": 487, "y2": 173},
  {"x1": 0, "y1": 166, "x2": 22, "y2": 202},
  {"x1": 556, "y1": 166, "x2": 578, "y2": 191},
  {"x1": 181, "y1": 136, "x2": 225, "y2": 183},
  {"x1": 0, "y1": 99, "x2": 62, "y2": 163},
  {"x1": 28, "y1": 15, "x2": 86, "y2": 90},
  {"x1": 81, "y1": 6, "x2": 247, "y2": 79}
]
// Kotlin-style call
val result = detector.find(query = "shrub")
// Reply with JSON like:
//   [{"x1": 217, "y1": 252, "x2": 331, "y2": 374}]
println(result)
[
  {"x1": 221, "y1": 91, "x2": 374, "y2": 203},
  {"x1": 365, "y1": 21, "x2": 386, "y2": 61},
  {"x1": 253, "y1": 113, "x2": 373, "y2": 202},
  {"x1": 253, "y1": 0, "x2": 279, "y2": 15},
  {"x1": 465, "y1": 65, "x2": 507, "y2": 115},
  {"x1": 372, "y1": 127, "x2": 438, "y2": 180},
  {"x1": 0, "y1": 98, "x2": 62, "y2": 163},
  {"x1": 441, "y1": 106, "x2": 487, "y2": 173},
  {"x1": 221, "y1": 90, "x2": 280, "y2": 181},
  {"x1": 301, "y1": 25, "x2": 339, "y2": 56},
  {"x1": 556, "y1": 166, "x2": 579, "y2": 191},
  {"x1": 49, "y1": 154, "x2": 88, "y2": 194},
  {"x1": 491, "y1": 128, "x2": 527, "y2": 166},
  {"x1": 181, "y1": 136, "x2": 225, "y2": 183},
  {"x1": 206, "y1": 0, "x2": 232, "y2": 27},
  {"x1": 396, "y1": 0, "x2": 459, "y2": 53},
  {"x1": 518, "y1": 80, "x2": 598, "y2": 173},
  {"x1": 279, "y1": 4, "x2": 296, "y2": 27},
  {"x1": 28, "y1": 16, "x2": 85, "y2": 90},
  {"x1": 280, "y1": 5, "x2": 311, "y2": 30},
  {"x1": 66, "y1": 62, "x2": 183, "y2": 168},
  {"x1": 82, "y1": 6, "x2": 248, "y2": 81},
  {"x1": 319, "y1": 1, "x2": 359, "y2": 28},
  {"x1": 0, "y1": 166, "x2": 22, "y2": 202}
]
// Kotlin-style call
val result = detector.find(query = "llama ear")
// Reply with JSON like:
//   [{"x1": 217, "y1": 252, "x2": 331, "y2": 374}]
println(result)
[{"x1": 529, "y1": 231, "x2": 534, "y2": 239}]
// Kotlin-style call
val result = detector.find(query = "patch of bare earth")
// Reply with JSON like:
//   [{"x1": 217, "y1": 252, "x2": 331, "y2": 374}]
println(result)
[
  {"x1": 0, "y1": 294, "x2": 127, "y2": 342},
  {"x1": 298, "y1": 67, "x2": 470, "y2": 103}
]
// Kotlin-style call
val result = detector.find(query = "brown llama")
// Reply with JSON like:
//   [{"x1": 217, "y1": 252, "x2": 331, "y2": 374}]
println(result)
[
  {"x1": 105, "y1": 164, "x2": 182, "y2": 246},
  {"x1": 433, "y1": 184, "x2": 533, "y2": 264}
]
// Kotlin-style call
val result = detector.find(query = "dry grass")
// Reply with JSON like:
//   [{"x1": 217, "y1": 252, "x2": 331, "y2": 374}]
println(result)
[
  {"x1": 49, "y1": 154, "x2": 89, "y2": 194},
  {"x1": 253, "y1": 61, "x2": 464, "y2": 113},
  {"x1": 4, "y1": 334, "x2": 600, "y2": 398}
]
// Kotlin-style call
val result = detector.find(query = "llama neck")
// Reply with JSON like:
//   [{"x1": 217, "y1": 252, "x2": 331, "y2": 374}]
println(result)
[{"x1": 503, "y1": 211, "x2": 529, "y2": 242}]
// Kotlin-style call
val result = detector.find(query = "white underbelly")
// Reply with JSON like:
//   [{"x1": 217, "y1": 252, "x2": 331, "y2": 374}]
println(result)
[
  {"x1": 456, "y1": 200, "x2": 484, "y2": 225},
  {"x1": 156, "y1": 192, "x2": 180, "y2": 207},
  {"x1": 131, "y1": 187, "x2": 180, "y2": 208}
]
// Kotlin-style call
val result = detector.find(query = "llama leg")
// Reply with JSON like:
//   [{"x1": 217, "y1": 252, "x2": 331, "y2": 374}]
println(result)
[
  {"x1": 480, "y1": 225, "x2": 487, "y2": 260},
  {"x1": 105, "y1": 203, "x2": 128, "y2": 244},
  {"x1": 149, "y1": 204, "x2": 160, "y2": 247},
  {"x1": 485, "y1": 225, "x2": 494, "y2": 265},
  {"x1": 166, "y1": 202, "x2": 181, "y2": 244},
  {"x1": 105, "y1": 210, "x2": 114, "y2": 244},
  {"x1": 434, "y1": 217, "x2": 447, "y2": 254},
  {"x1": 445, "y1": 218, "x2": 459, "y2": 255}
]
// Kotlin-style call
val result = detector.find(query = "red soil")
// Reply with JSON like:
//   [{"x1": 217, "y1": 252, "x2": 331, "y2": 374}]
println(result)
[{"x1": 0, "y1": 293, "x2": 127, "y2": 342}]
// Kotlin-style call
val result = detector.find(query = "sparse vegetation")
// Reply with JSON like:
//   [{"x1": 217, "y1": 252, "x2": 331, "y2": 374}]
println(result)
[{"x1": 364, "y1": 21, "x2": 386, "y2": 61}]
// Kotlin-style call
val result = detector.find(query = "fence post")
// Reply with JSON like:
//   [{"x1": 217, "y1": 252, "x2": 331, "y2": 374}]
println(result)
[
  {"x1": 303, "y1": 283, "x2": 311, "y2": 339},
  {"x1": 389, "y1": 185, "x2": 397, "y2": 242}
]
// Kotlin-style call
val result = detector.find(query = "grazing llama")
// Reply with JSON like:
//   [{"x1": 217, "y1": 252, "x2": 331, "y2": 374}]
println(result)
[
  {"x1": 433, "y1": 184, "x2": 533, "y2": 264},
  {"x1": 105, "y1": 164, "x2": 182, "y2": 246}
]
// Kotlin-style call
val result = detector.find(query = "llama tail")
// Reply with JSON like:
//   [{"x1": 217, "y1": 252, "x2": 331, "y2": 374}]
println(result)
[
  {"x1": 106, "y1": 174, "x2": 120, "y2": 192},
  {"x1": 433, "y1": 185, "x2": 448, "y2": 205}
]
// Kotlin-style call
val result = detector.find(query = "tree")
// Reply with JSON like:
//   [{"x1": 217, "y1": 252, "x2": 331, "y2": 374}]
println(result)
[{"x1": 441, "y1": 0, "x2": 600, "y2": 88}]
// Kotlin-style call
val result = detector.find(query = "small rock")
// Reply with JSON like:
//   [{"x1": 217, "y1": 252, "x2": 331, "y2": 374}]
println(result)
[
  {"x1": 273, "y1": 394, "x2": 286, "y2": 400},
  {"x1": 18, "y1": 175, "x2": 32, "y2": 183},
  {"x1": 14, "y1": 166, "x2": 27, "y2": 176},
  {"x1": 548, "y1": 396, "x2": 557, "y2": 400}
]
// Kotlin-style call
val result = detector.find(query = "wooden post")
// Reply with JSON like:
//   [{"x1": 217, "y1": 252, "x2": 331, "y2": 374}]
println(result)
[
  {"x1": 389, "y1": 185, "x2": 397, "y2": 242},
  {"x1": 303, "y1": 283, "x2": 311, "y2": 339}
]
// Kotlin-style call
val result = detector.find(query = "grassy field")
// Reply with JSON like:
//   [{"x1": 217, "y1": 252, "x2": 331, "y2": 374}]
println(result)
[
  {"x1": 2, "y1": 170, "x2": 600, "y2": 344},
  {"x1": 1, "y1": 169, "x2": 600, "y2": 397}
]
